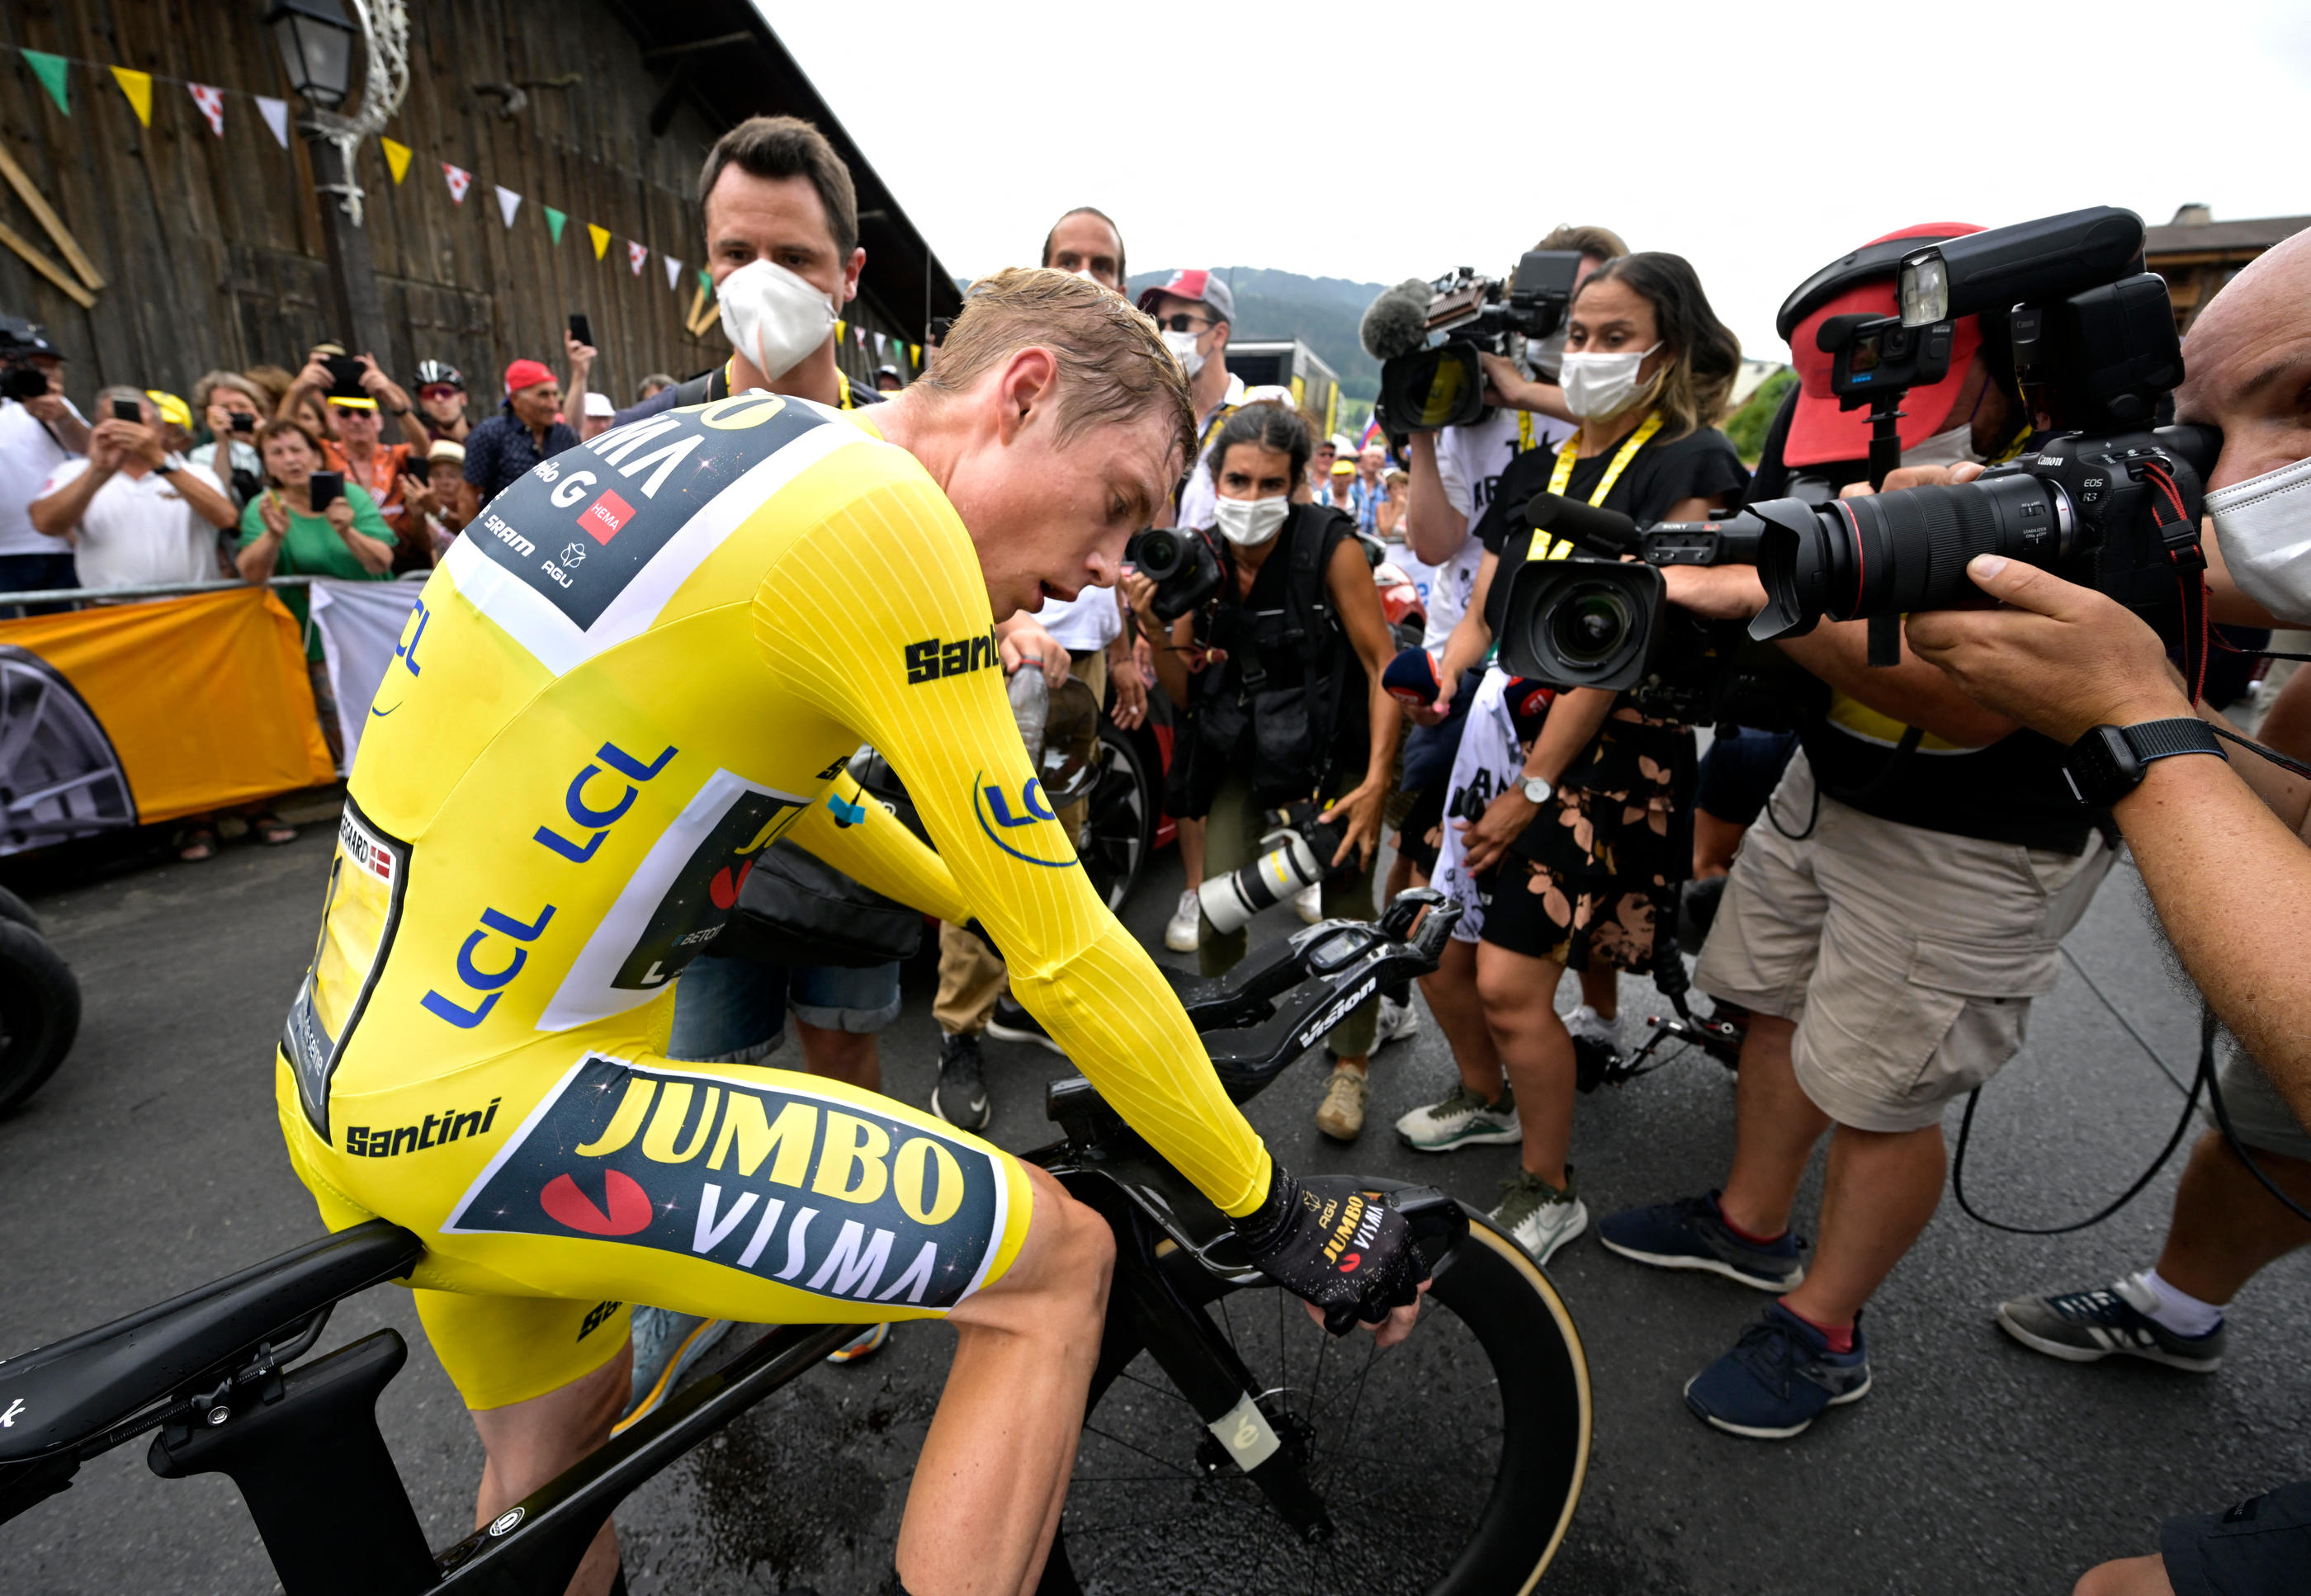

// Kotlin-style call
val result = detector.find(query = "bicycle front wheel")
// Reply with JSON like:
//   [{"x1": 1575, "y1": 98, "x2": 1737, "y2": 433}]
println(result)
[{"x1": 1052, "y1": 1207, "x2": 1590, "y2": 1596}]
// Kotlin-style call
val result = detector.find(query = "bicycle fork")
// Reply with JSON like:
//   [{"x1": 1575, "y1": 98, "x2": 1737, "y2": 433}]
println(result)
[{"x1": 1109, "y1": 1216, "x2": 1333, "y2": 1544}]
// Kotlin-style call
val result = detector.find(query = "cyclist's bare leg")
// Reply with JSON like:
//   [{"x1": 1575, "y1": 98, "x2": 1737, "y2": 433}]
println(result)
[
  {"x1": 468, "y1": 1340, "x2": 633, "y2": 1596},
  {"x1": 896, "y1": 1161, "x2": 1115, "y2": 1595},
  {"x1": 795, "y1": 1018, "x2": 880, "y2": 1091}
]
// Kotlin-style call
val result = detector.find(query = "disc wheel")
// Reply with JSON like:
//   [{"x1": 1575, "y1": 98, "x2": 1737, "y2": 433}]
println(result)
[
  {"x1": 1077, "y1": 725, "x2": 1154, "y2": 913},
  {"x1": 1049, "y1": 1206, "x2": 1590, "y2": 1595}
]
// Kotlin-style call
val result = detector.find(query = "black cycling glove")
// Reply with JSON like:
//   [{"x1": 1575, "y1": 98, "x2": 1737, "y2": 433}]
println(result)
[{"x1": 1236, "y1": 1167, "x2": 1422, "y2": 1334}]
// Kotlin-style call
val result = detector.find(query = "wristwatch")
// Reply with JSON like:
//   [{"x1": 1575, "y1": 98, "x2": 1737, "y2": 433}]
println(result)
[
  {"x1": 1519, "y1": 774, "x2": 1553, "y2": 805},
  {"x1": 2063, "y1": 718, "x2": 2225, "y2": 807}
]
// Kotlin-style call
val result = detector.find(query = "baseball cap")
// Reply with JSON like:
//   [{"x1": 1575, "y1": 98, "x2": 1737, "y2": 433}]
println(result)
[
  {"x1": 1330, "y1": 459, "x2": 1355, "y2": 475},
  {"x1": 503, "y1": 358, "x2": 556, "y2": 396},
  {"x1": 1780, "y1": 223, "x2": 1985, "y2": 470},
  {"x1": 583, "y1": 390, "x2": 615, "y2": 418},
  {"x1": 1135, "y1": 269, "x2": 1234, "y2": 324},
  {"x1": 0, "y1": 316, "x2": 56, "y2": 358},
  {"x1": 145, "y1": 390, "x2": 191, "y2": 429},
  {"x1": 428, "y1": 439, "x2": 466, "y2": 465}
]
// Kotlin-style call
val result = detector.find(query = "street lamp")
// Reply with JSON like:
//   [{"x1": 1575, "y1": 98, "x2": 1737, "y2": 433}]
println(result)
[
  {"x1": 263, "y1": 0, "x2": 383, "y2": 357},
  {"x1": 263, "y1": 0, "x2": 357, "y2": 111}
]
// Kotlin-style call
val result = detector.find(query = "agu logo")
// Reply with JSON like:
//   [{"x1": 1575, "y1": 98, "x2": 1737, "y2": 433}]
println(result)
[
  {"x1": 578, "y1": 489, "x2": 636, "y2": 544},
  {"x1": 971, "y1": 771, "x2": 1074, "y2": 868}
]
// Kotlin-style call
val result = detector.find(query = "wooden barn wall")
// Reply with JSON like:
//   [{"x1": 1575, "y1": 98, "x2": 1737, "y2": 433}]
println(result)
[{"x1": 0, "y1": 0, "x2": 918, "y2": 409}]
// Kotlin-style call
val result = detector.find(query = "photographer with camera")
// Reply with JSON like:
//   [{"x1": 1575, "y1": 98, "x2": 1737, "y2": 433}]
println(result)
[
  {"x1": 1588, "y1": 224, "x2": 2129, "y2": 1442},
  {"x1": 1895, "y1": 226, "x2": 2311, "y2": 1596},
  {"x1": 1125, "y1": 403, "x2": 1402, "y2": 1140},
  {"x1": 1392, "y1": 253, "x2": 1746, "y2": 1264}
]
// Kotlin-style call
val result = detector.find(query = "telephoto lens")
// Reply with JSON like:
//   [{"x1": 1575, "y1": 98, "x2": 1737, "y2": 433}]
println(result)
[
  {"x1": 1749, "y1": 474, "x2": 2075, "y2": 640},
  {"x1": 1198, "y1": 812, "x2": 1347, "y2": 936}
]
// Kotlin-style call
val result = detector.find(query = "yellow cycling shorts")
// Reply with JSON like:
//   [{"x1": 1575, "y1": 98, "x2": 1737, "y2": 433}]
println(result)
[{"x1": 277, "y1": 1042, "x2": 1037, "y2": 1410}]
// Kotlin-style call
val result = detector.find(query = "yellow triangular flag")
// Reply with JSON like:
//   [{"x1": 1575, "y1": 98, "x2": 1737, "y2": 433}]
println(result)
[
  {"x1": 380, "y1": 137, "x2": 412, "y2": 184},
  {"x1": 111, "y1": 67, "x2": 153, "y2": 128},
  {"x1": 588, "y1": 223, "x2": 610, "y2": 261},
  {"x1": 910, "y1": 343, "x2": 921, "y2": 365},
  {"x1": 835, "y1": 319, "x2": 847, "y2": 344}
]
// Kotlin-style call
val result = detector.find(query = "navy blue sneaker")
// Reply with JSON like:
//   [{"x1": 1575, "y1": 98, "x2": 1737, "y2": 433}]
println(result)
[
  {"x1": 1597, "y1": 1191, "x2": 1805, "y2": 1291},
  {"x1": 1685, "y1": 1303, "x2": 1871, "y2": 1439}
]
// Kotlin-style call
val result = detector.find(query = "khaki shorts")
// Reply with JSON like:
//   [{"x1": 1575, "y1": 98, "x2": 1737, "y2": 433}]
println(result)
[
  {"x1": 1695, "y1": 751, "x2": 2115, "y2": 1133},
  {"x1": 2211, "y1": 1029, "x2": 2311, "y2": 1162}
]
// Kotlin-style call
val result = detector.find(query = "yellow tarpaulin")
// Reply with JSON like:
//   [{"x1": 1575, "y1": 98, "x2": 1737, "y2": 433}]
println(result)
[{"x1": 0, "y1": 587, "x2": 334, "y2": 845}]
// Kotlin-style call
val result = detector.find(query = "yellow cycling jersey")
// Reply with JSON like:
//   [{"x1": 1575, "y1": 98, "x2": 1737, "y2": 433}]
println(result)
[{"x1": 277, "y1": 395, "x2": 1270, "y2": 1384}]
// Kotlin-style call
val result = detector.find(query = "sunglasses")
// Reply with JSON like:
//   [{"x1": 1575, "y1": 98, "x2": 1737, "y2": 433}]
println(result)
[
  {"x1": 418, "y1": 385, "x2": 463, "y2": 402},
  {"x1": 1151, "y1": 313, "x2": 1213, "y2": 334}
]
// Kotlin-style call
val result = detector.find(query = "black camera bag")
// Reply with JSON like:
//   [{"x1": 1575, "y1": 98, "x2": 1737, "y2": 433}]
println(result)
[{"x1": 717, "y1": 751, "x2": 924, "y2": 969}]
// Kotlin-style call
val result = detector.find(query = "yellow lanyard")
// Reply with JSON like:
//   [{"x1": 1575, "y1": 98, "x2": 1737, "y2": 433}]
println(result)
[
  {"x1": 719, "y1": 357, "x2": 856, "y2": 411},
  {"x1": 1516, "y1": 408, "x2": 1536, "y2": 454},
  {"x1": 1526, "y1": 411, "x2": 1663, "y2": 564}
]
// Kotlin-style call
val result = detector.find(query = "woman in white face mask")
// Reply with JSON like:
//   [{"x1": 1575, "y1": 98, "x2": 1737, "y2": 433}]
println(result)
[
  {"x1": 1125, "y1": 403, "x2": 1405, "y2": 1141},
  {"x1": 1390, "y1": 253, "x2": 1750, "y2": 1263}
]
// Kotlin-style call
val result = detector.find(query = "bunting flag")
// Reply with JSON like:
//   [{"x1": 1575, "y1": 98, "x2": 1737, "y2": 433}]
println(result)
[
  {"x1": 909, "y1": 344, "x2": 921, "y2": 365},
  {"x1": 380, "y1": 136, "x2": 412, "y2": 183},
  {"x1": 254, "y1": 94, "x2": 290, "y2": 147},
  {"x1": 587, "y1": 223, "x2": 610, "y2": 260},
  {"x1": 696, "y1": 267, "x2": 713, "y2": 295},
  {"x1": 854, "y1": 326, "x2": 867, "y2": 348},
  {"x1": 834, "y1": 319, "x2": 846, "y2": 345},
  {"x1": 626, "y1": 240, "x2": 648, "y2": 276},
  {"x1": 441, "y1": 162, "x2": 471, "y2": 204},
  {"x1": 187, "y1": 83, "x2": 225, "y2": 137},
  {"x1": 494, "y1": 185, "x2": 521, "y2": 229},
  {"x1": 110, "y1": 66, "x2": 152, "y2": 127},
  {"x1": 544, "y1": 205, "x2": 566, "y2": 245},
  {"x1": 21, "y1": 50, "x2": 69, "y2": 116},
  {"x1": 662, "y1": 254, "x2": 683, "y2": 290}
]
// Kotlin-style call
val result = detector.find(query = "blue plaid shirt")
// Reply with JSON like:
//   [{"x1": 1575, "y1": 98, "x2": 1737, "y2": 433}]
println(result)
[{"x1": 462, "y1": 404, "x2": 579, "y2": 503}]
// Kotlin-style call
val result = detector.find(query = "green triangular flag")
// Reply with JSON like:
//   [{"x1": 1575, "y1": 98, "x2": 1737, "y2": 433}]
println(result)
[
  {"x1": 543, "y1": 205, "x2": 567, "y2": 245},
  {"x1": 23, "y1": 50, "x2": 70, "y2": 116},
  {"x1": 696, "y1": 268, "x2": 712, "y2": 296}
]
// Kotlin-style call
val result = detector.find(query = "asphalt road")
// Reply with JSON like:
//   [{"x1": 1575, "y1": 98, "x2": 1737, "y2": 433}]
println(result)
[{"x1": 2, "y1": 822, "x2": 2304, "y2": 1595}]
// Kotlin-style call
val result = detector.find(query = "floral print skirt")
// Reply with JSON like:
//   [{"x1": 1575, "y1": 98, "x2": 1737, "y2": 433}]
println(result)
[{"x1": 1475, "y1": 706, "x2": 1694, "y2": 974}]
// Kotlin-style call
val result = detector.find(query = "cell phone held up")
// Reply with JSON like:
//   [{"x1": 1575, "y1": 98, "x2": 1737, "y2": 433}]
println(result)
[
  {"x1": 308, "y1": 470, "x2": 343, "y2": 514},
  {"x1": 111, "y1": 397, "x2": 143, "y2": 424},
  {"x1": 230, "y1": 411, "x2": 258, "y2": 434},
  {"x1": 0, "y1": 366, "x2": 48, "y2": 403},
  {"x1": 568, "y1": 312, "x2": 593, "y2": 349}
]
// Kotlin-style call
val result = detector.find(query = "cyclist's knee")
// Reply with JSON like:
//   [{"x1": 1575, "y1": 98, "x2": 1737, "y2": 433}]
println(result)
[{"x1": 985, "y1": 1164, "x2": 1112, "y2": 1318}]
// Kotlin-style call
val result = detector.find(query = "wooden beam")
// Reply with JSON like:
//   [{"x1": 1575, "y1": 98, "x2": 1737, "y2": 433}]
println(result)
[
  {"x1": 0, "y1": 219, "x2": 96, "y2": 309},
  {"x1": 0, "y1": 144, "x2": 104, "y2": 292}
]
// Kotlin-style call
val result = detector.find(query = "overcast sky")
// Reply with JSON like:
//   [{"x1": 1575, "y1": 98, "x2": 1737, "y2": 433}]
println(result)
[{"x1": 758, "y1": 0, "x2": 2310, "y2": 361}]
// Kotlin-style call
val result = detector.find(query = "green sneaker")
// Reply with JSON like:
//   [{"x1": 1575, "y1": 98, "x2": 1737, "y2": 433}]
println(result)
[
  {"x1": 1490, "y1": 1169, "x2": 1588, "y2": 1267},
  {"x1": 1394, "y1": 1082, "x2": 1520, "y2": 1152}
]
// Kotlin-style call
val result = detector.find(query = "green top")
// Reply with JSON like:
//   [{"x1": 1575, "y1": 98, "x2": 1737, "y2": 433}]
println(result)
[{"x1": 237, "y1": 484, "x2": 397, "y2": 659}]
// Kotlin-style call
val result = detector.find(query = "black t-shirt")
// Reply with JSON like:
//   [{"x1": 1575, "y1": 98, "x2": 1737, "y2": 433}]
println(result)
[
  {"x1": 1743, "y1": 417, "x2": 2093, "y2": 852},
  {"x1": 1477, "y1": 423, "x2": 1749, "y2": 637}
]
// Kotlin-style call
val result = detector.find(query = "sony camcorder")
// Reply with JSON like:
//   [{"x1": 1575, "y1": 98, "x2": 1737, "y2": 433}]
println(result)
[
  {"x1": 1363, "y1": 252, "x2": 1586, "y2": 432},
  {"x1": 1500, "y1": 206, "x2": 2219, "y2": 704}
]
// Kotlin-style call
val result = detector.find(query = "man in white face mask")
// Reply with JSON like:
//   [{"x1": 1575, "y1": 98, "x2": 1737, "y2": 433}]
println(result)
[{"x1": 1904, "y1": 226, "x2": 2311, "y2": 1596}]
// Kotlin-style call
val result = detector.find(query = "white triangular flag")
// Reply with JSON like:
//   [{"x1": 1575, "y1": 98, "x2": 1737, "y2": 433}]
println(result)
[
  {"x1": 494, "y1": 185, "x2": 522, "y2": 229},
  {"x1": 187, "y1": 83, "x2": 225, "y2": 137},
  {"x1": 441, "y1": 163, "x2": 471, "y2": 204},
  {"x1": 626, "y1": 240, "x2": 648, "y2": 276},
  {"x1": 255, "y1": 95, "x2": 290, "y2": 148},
  {"x1": 663, "y1": 254, "x2": 683, "y2": 290}
]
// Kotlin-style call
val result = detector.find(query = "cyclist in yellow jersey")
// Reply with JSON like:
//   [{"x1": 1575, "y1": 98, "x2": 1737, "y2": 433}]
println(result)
[{"x1": 277, "y1": 265, "x2": 1428, "y2": 1596}]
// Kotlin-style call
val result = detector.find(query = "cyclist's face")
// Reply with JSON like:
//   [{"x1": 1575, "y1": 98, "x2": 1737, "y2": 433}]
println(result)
[{"x1": 702, "y1": 167, "x2": 864, "y2": 311}]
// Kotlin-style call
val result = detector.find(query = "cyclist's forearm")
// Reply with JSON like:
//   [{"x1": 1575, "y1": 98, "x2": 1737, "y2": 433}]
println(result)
[
  {"x1": 783, "y1": 773, "x2": 972, "y2": 925},
  {"x1": 1009, "y1": 926, "x2": 1273, "y2": 1216}
]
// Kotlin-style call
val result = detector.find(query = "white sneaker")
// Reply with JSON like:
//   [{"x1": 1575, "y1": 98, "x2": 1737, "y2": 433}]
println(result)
[
  {"x1": 1165, "y1": 889, "x2": 1203, "y2": 952},
  {"x1": 1294, "y1": 883, "x2": 1324, "y2": 923},
  {"x1": 1372, "y1": 995, "x2": 1421, "y2": 1051},
  {"x1": 1563, "y1": 1003, "x2": 1616, "y2": 1044},
  {"x1": 1490, "y1": 1172, "x2": 1589, "y2": 1267},
  {"x1": 1395, "y1": 1083, "x2": 1519, "y2": 1152}
]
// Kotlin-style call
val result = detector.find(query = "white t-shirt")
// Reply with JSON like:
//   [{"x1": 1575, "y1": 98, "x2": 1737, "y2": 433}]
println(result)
[
  {"x1": 36, "y1": 458, "x2": 224, "y2": 589},
  {"x1": 1173, "y1": 372, "x2": 1250, "y2": 534},
  {"x1": 1425, "y1": 407, "x2": 1574, "y2": 654},
  {"x1": 1032, "y1": 585, "x2": 1123, "y2": 653},
  {"x1": 0, "y1": 396, "x2": 83, "y2": 558}
]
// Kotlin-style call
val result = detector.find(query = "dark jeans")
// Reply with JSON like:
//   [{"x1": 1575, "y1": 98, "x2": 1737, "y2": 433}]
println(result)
[{"x1": 0, "y1": 550, "x2": 77, "y2": 616}]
